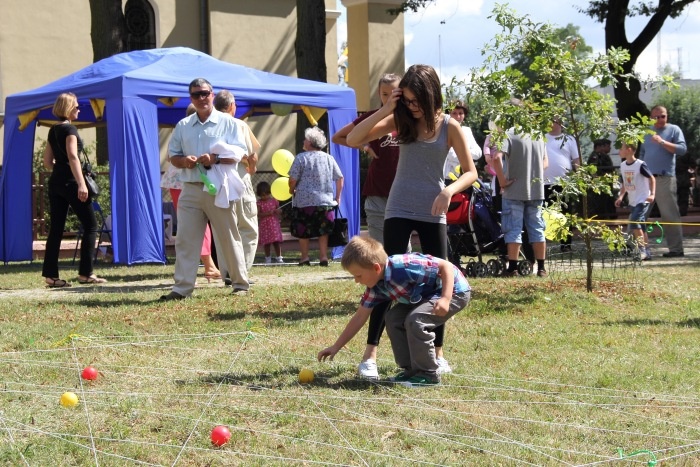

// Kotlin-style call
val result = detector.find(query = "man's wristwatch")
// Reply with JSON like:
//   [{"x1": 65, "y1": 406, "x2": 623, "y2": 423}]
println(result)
[{"x1": 213, "y1": 154, "x2": 220, "y2": 164}]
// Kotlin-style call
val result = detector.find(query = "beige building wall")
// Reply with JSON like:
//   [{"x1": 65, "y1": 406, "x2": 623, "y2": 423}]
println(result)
[
  {"x1": 0, "y1": 0, "x2": 400, "y2": 169},
  {"x1": 205, "y1": 0, "x2": 342, "y2": 171},
  {"x1": 342, "y1": 0, "x2": 404, "y2": 112},
  {"x1": 0, "y1": 0, "x2": 97, "y2": 162}
]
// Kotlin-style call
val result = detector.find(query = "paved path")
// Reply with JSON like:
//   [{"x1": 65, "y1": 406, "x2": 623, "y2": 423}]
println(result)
[
  {"x1": 0, "y1": 266, "x2": 350, "y2": 301},
  {"x1": 8, "y1": 236, "x2": 700, "y2": 302}
]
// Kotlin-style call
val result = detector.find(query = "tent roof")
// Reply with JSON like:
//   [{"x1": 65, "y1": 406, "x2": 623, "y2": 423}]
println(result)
[{"x1": 7, "y1": 47, "x2": 356, "y2": 125}]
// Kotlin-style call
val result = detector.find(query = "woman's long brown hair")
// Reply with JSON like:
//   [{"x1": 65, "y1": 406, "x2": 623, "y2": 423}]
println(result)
[{"x1": 394, "y1": 65, "x2": 443, "y2": 144}]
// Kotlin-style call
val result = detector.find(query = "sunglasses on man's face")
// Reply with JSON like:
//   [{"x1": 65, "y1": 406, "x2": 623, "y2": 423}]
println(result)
[{"x1": 190, "y1": 90, "x2": 212, "y2": 99}]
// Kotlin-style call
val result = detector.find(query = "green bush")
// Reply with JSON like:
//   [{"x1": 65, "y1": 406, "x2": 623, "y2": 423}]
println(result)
[
  {"x1": 32, "y1": 139, "x2": 110, "y2": 237},
  {"x1": 654, "y1": 84, "x2": 700, "y2": 161}
]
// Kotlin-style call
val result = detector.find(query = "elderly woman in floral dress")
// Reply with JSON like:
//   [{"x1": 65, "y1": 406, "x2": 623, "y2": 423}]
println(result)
[{"x1": 288, "y1": 127, "x2": 344, "y2": 266}]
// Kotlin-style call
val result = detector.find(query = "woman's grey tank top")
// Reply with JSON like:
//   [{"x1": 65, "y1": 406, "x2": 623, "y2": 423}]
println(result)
[{"x1": 385, "y1": 114, "x2": 451, "y2": 224}]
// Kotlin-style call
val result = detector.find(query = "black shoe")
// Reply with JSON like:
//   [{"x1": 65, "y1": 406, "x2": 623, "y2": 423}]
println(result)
[
  {"x1": 662, "y1": 251, "x2": 684, "y2": 258},
  {"x1": 319, "y1": 260, "x2": 329, "y2": 267},
  {"x1": 159, "y1": 291, "x2": 185, "y2": 301},
  {"x1": 503, "y1": 269, "x2": 520, "y2": 277},
  {"x1": 232, "y1": 288, "x2": 248, "y2": 295}
]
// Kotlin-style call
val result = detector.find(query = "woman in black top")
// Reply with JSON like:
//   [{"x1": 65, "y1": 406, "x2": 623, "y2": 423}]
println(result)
[{"x1": 42, "y1": 92, "x2": 106, "y2": 287}]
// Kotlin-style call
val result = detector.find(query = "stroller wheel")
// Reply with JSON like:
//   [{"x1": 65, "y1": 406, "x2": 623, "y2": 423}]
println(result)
[
  {"x1": 465, "y1": 261, "x2": 476, "y2": 277},
  {"x1": 474, "y1": 262, "x2": 488, "y2": 277},
  {"x1": 518, "y1": 260, "x2": 533, "y2": 276},
  {"x1": 486, "y1": 259, "x2": 503, "y2": 277}
]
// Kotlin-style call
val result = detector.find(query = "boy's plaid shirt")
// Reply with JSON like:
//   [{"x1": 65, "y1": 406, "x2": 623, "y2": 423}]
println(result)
[{"x1": 360, "y1": 253, "x2": 470, "y2": 309}]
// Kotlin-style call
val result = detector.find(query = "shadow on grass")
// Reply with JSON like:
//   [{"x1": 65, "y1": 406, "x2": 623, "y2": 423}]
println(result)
[
  {"x1": 607, "y1": 317, "x2": 700, "y2": 328},
  {"x1": 468, "y1": 284, "x2": 542, "y2": 315},
  {"x1": 195, "y1": 366, "x2": 391, "y2": 392},
  {"x1": 209, "y1": 301, "x2": 358, "y2": 322}
]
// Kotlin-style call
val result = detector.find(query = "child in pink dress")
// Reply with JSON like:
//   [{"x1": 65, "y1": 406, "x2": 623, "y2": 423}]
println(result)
[{"x1": 256, "y1": 181, "x2": 284, "y2": 263}]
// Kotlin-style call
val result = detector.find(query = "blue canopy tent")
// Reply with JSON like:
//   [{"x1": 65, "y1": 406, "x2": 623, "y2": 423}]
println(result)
[{"x1": 1, "y1": 47, "x2": 359, "y2": 264}]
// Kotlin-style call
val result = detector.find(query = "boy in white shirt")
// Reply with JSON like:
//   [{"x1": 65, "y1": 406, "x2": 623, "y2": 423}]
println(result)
[{"x1": 615, "y1": 142, "x2": 656, "y2": 261}]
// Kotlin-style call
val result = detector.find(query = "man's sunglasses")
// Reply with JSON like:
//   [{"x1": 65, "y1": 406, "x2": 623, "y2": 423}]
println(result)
[{"x1": 190, "y1": 90, "x2": 212, "y2": 99}]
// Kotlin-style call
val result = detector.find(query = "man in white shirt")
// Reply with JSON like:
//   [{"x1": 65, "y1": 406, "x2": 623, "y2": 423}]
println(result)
[
  {"x1": 443, "y1": 101, "x2": 482, "y2": 179},
  {"x1": 544, "y1": 118, "x2": 580, "y2": 251}
]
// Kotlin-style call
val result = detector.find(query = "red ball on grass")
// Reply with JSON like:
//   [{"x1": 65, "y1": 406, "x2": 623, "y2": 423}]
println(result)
[
  {"x1": 81, "y1": 366, "x2": 98, "y2": 381},
  {"x1": 211, "y1": 425, "x2": 231, "y2": 447}
]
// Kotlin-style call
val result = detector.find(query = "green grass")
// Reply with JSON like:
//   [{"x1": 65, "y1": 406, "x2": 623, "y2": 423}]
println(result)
[{"x1": 1, "y1": 253, "x2": 699, "y2": 465}]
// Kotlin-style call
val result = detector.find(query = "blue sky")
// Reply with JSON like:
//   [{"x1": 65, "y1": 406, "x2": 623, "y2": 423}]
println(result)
[{"x1": 337, "y1": 1, "x2": 700, "y2": 83}]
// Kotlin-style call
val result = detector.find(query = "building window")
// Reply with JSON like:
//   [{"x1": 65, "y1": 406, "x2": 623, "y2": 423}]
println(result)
[{"x1": 125, "y1": 0, "x2": 156, "y2": 50}]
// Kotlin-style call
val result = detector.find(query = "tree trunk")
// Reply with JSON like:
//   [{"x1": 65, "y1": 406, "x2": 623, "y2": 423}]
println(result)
[
  {"x1": 295, "y1": 0, "x2": 328, "y2": 153},
  {"x1": 604, "y1": 0, "x2": 681, "y2": 120},
  {"x1": 89, "y1": 0, "x2": 126, "y2": 166},
  {"x1": 612, "y1": 72, "x2": 648, "y2": 121}
]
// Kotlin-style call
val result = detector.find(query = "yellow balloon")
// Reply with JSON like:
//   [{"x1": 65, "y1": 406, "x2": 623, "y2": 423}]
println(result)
[
  {"x1": 271, "y1": 177, "x2": 292, "y2": 201},
  {"x1": 60, "y1": 391, "x2": 79, "y2": 407},
  {"x1": 542, "y1": 208, "x2": 567, "y2": 241},
  {"x1": 272, "y1": 149, "x2": 295, "y2": 177},
  {"x1": 271, "y1": 102, "x2": 293, "y2": 117},
  {"x1": 298, "y1": 368, "x2": 315, "y2": 384}
]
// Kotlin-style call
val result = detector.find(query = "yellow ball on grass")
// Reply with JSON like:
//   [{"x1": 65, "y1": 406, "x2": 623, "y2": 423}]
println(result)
[{"x1": 298, "y1": 368, "x2": 315, "y2": 384}]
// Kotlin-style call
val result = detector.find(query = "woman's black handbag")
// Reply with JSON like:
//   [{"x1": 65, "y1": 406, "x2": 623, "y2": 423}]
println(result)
[
  {"x1": 81, "y1": 151, "x2": 100, "y2": 198},
  {"x1": 328, "y1": 207, "x2": 349, "y2": 247}
]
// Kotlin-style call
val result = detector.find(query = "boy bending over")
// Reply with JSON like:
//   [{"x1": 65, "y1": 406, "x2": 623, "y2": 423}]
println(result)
[{"x1": 318, "y1": 236, "x2": 471, "y2": 387}]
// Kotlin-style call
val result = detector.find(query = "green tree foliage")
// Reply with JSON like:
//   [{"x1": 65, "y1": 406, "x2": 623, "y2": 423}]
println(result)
[
  {"x1": 510, "y1": 23, "x2": 593, "y2": 85},
  {"x1": 467, "y1": 4, "x2": 636, "y2": 148},
  {"x1": 390, "y1": 0, "x2": 698, "y2": 123},
  {"x1": 653, "y1": 84, "x2": 700, "y2": 160},
  {"x1": 387, "y1": 0, "x2": 435, "y2": 15},
  {"x1": 465, "y1": 4, "x2": 655, "y2": 291}
]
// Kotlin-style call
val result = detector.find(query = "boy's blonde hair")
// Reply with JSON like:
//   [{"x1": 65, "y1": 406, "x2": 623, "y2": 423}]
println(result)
[
  {"x1": 52, "y1": 92, "x2": 78, "y2": 120},
  {"x1": 622, "y1": 141, "x2": 638, "y2": 152},
  {"x1": 341, "y1": 236, "x2": 388, "y2": 270}
]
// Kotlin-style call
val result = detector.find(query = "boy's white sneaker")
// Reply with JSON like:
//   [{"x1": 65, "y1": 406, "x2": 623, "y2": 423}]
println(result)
[
  {"x1": 357, "y1": 360, "x2": 379, "y2": 380},
  {"x1": 436, "y1": 357, "x2": 452, "y2": 374},
  {"x1": 276, "y1": 256, "x2": 285, "y2": 263},
  {"x1": 264, "y1": 256, "x2": 272, "y2": 264}
]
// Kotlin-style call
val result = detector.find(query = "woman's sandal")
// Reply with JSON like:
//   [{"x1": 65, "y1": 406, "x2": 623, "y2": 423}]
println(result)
[
  {"x1": 46, "y1": 278, "x2": 71, "y2": 288},
  {"x1": 298, "y1": 259, "x2": 311, "y2": 266},
  {"x1": 78, "y1": 275, "x2": 108, "y2": 284}
]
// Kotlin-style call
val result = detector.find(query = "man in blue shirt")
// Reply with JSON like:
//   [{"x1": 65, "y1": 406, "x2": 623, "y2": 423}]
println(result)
[
  {"x1": 318, "y1": 236, "x2": 471, "y2": 387},
  {"x1": 639, "y1": 105, "x2": 687, "y2": 257}
]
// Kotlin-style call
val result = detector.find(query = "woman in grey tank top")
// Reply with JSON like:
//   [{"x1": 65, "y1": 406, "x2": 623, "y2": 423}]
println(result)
[{"x1": 346, "y1": 64, "x2": 479, "y2": 378}]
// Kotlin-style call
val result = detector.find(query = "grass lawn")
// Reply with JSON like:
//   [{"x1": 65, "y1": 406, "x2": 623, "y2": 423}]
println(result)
[{"x1": 1, "y1": 248, "x2": 699, "y2": 466}]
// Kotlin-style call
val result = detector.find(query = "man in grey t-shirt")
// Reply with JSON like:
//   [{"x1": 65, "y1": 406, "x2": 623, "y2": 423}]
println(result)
[{"x1": 492, "y1": 131, "x2": 549, "y2": 277}]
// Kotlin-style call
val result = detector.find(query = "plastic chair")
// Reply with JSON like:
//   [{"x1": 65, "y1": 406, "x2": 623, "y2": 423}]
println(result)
[{"x1": 73, "y1": 201, "x2": 112, "y2": 263}]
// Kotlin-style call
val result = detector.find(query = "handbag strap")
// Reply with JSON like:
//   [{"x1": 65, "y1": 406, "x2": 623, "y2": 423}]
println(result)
[
  {"x1": 79, "y1": 148, "x2": 91, "y2": 167},
  {"x1": 334, "y1": 205, "x2": 345, "y2": 219}
]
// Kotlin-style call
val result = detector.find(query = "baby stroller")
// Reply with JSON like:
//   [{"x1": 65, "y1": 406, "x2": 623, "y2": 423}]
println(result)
[{"x1": 446, "y1": 181, "x2": 533, "y2": 277}]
